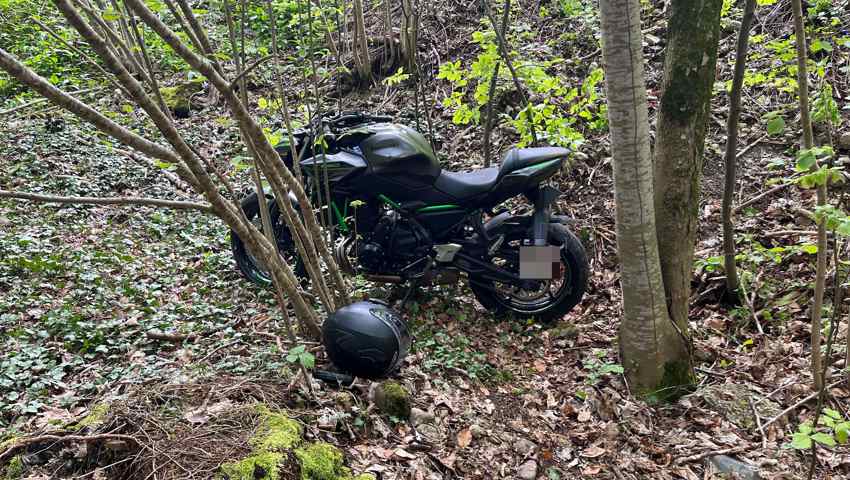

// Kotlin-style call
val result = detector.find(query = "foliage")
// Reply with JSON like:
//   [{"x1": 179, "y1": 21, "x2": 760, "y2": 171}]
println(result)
[
  {"x1": 0, "y1": 0, "x2": 92, "y2": 99},
  {"x1": 795, "y1": 146, "x2": 840, "y2": 189},
  {"x1": 581, "y1": 349, "x2": 623, "y2": 385},
  {"x1": 286, "y1": 344, "x2": 316, "y2": 369},
  {"x1": 242, "y1": 0, "x2": 335, "y2": 58},
  {"x1": 762, "y1": 111, "x2": 786, "y2": 136},
  {"x1": 811, "y1": 84, "x2": 841, "y2": 127},
  {"x1": 414, "y1": 324, "x2": 495, "y2": 380},
  {"x1": 382, "y1": 68, "x2": 410, "y2": 86},
  {"x1": 555, "y1": 0, "x2": 595, "y2": 20},
  {"x1": 436, "y1": 25, "x2": 606, "y2": 150},
  {"x1": 791, "y1": 409, "x2": 850, "y2": 450},
  {"x1": 0, "y1": 124, "x2": 289, "y2": 426}
]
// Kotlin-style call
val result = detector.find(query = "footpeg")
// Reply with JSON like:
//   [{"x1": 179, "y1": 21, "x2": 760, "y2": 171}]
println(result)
[{"x1": 434, "y1": 244, "x2": 462, "y2": 262}]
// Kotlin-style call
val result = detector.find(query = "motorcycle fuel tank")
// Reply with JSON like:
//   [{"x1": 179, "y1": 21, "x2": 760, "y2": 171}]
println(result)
[
  {"x1": 300, "y1": 150, "x2": 367, "y2": 183},
  {"x1": 358, "y1": 124, "x2": 441, "y2": 189}
]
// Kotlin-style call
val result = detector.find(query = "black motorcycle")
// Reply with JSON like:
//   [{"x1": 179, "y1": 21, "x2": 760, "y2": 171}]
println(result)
[{"x1": 231, "y1": 112, "x2": 588, "y2": 323}]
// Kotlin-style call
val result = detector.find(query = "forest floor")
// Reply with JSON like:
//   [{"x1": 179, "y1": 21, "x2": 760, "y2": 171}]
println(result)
[{"x1": 2, "y1": 0, "x2": 850, "y2": 479}]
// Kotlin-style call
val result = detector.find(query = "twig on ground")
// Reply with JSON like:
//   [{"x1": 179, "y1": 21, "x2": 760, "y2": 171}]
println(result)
[
  {"x1": 735, "y1": 134, "x2": 766, "y2": 160},
  {"x1": 145, "y1": 330, "x2": 197, "y2": 342},
  {"x1": 734, "y1": 182, "x2": 790, "y2": 213},
  {"x1": 112, "y1": 147, "x2": 195, "y2": 195},
  {"x1": 739, "y1": 270, "x2": 764, "y2": 334},
  {"x1": 763, "y1": 230, "x2": 823, "y2": 238},
  {"x1": 762, "y1": 378, "x2": 846, "y2": 430},
  {"x1": 749, "y1": 396, "x2": 768, "y2": 449},
  {"x1": 673, "y1": 446, "x2": 748, "y2": 465},
  {"x1": 197, "y1": 339, "x2": 241, "y2": 364}
]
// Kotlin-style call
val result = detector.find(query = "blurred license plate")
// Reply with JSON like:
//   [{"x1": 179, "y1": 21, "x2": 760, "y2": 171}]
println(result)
[{"x1": 519, "y1": 246, "x2": 559, "y2": 279}]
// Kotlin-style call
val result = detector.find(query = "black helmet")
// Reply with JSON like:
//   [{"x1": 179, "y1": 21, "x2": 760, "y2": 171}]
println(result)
[{"x1": 322, "y1": 300, "x2": 411, "y2": 379}]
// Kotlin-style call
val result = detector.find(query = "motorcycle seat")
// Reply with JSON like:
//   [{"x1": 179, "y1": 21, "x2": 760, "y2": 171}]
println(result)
[
  {"x1": 432, "y1": 147, "x2": 569, "y2": 202},
  {"x1": 499, "y1": 147, "x2": 570, "y2": 178},
  {"x1": 434, "y1": 167, "x2": 500, "y2": 200}
]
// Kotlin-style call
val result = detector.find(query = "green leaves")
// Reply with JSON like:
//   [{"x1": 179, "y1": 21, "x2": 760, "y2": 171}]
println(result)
[
  {"x1": 791, "y1": 411, "x2": 850, "y2": 450},
  {"x1": 794, "y1": 146, "x2": 838, "y2": 189},
  {"x1": 436, "y1": 61, "x2": 467, "y2": 86},
  {"x1": 810, "y1": 39, "x2": 833, "y2": 54},
  {"x1": 286, "y1": 345, "x2": 315, "y2": 369},
  {"x1": 812, "y1": 84, "x2": 840, "y2": 127},
  {"x1": 812, "y1": 432, "x2": 836, "y2": 447},
  {"x1": 762, "y1": 111, "x2": 785, "y2": 136},
  {"x1": 382, "y1": 68, "x2": 410, "y2": 86},
  {"x1": 791, "y1": 431, "x2": 812, "y2": 450},
  {"x1": 101, "y1": 6, "x2": 121, "y2": 22},
  {"x1": 813, "y1": 206, "x2": 850, "y2": 236}
]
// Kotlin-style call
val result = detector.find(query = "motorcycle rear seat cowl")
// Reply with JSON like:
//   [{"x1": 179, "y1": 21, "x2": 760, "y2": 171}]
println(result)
[{"x1": 434, "y1": 147, "x2": 569, "y2": 202}]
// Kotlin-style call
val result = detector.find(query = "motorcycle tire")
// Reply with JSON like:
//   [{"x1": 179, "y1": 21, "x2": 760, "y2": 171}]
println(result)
[
  {"x1": 230, "y1": 192, "x2": 307, "y2": 286},
  {"x1": 470, "y1": 222, "x2": 588, "y2": 324}
]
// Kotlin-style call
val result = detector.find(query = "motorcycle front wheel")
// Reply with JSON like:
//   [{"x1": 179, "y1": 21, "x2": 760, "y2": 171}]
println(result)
[
  {"x1": 470, "y1": 222, "x2": 588, "y2": 324},
  {"x1": 230, "y1": 193, "x2": 307, "y2": 286}
]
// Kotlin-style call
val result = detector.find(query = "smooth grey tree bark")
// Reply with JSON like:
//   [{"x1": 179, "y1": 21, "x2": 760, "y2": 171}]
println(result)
[{"x1": 599, "y1": 0, "x2": 690, "y2": 396}]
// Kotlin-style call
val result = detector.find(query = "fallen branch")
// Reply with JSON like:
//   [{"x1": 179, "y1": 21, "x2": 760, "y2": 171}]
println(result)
[
  {"x1": 0, "y1": 190, "x2": 213, "y2": 212},
  {"x1": 145, "y1": 330, "x2": 197, "y2": 342},
  {"x1": 0, "y1": 433, "x2": 139, "y2": 464},
  {"x1": 674, "y1": 446, "x2": 748, "y2": 465},
  {"x1": 734, "y1": 182, "x2": 790, "y2": 213},
  {"x1": 735, "y1": 134, "x2": 766, "y2": 161},
  {"x1": 762, "y1": 229, "x2": 831, "y2": 238},
  {"x1": 761, "y1": 378, "x2": 846, "y2": 430},
  {"x1": 146, "y1": 321, "x2": 236, "y2": 343},
  {"x1": 749, "y1": 396, "x2": 768, "y2": 449}
]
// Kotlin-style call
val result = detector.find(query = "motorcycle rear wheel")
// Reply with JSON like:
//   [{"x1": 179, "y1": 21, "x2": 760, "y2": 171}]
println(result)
[
  {"x1": 230, "y1": 193, "x2": 307, "y2": 286},
  {"x1": 470, "y1": 222, "x2": 588, "y2": 324}
]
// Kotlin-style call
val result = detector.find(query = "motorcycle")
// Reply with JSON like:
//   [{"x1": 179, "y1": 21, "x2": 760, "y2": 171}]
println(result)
[{"x1": 231, "y1": 112, "x2": 588, "y2": 323}]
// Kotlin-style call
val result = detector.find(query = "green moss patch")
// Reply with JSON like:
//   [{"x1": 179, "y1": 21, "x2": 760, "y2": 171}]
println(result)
[
  {"x1": 295, "y1": 442, "x2": 349, "y2": 480},
  {"x1": 220, "y1": 451, "x2": 285, "y2": 480},
  {"x1": 376, "y1": 382, "x2": 411, "y2": 419},
  {"x1": 159, "y1": 79, "x2": 203, "y2": 118},
  {"x1": 76, "y1": 403, "x2": 109, "y2": 430},
  {"x1": 4, "y1": 455, "x2": 24, "y2": 480},
  {"x1": 218, "y1": 406, "x2": 369, "y2": 480},
  {"x1": 251, "y1": 406, "x2": 302, "y2": 452}
]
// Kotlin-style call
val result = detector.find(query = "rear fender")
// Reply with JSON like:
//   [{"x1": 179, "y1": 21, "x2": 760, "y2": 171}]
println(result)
[{"x1": 486, "y1": 157, "x2": 564, "y2": 206}]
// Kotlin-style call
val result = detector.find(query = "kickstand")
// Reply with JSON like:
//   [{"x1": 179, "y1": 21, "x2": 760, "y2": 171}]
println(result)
[{"x1": 399, "y1": 280, "x2": 418, "y2": 309}]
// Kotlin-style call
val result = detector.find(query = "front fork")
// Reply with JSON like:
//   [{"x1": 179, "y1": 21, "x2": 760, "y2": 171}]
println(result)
[{"x1": 531, "y1": 185, "x2": 561, "y2": 246}]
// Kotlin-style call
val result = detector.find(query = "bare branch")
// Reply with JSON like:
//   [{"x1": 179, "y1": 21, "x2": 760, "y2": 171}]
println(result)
[{"x1": 0, "y1": 190, "x2": 213, "y2": 212}]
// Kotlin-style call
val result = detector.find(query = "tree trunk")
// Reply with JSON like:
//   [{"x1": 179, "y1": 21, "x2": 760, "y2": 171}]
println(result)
[
  {"x1": 654, "y1": 0, "x2": 722, "y2": 343},
  {"x1": 400, "y1": 0, "x2": 419, "y2": 75},
  {"x1": 721, "y1": 0, "x2": 757, "y2": 300},
  {"x1": 351, "y1": 0, "x2": 372, "y2": 86},
  {"x1": 599, "y1": 0, "x2": 690, "y2": 397},
  {"x1": 790, "y1": 0, "x2": 826, "y2": 391}
]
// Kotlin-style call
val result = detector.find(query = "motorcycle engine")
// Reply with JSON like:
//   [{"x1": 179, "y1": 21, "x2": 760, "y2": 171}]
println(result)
[{"x1": 358, "y1": 211, "x2": 432, "y2": 274}]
